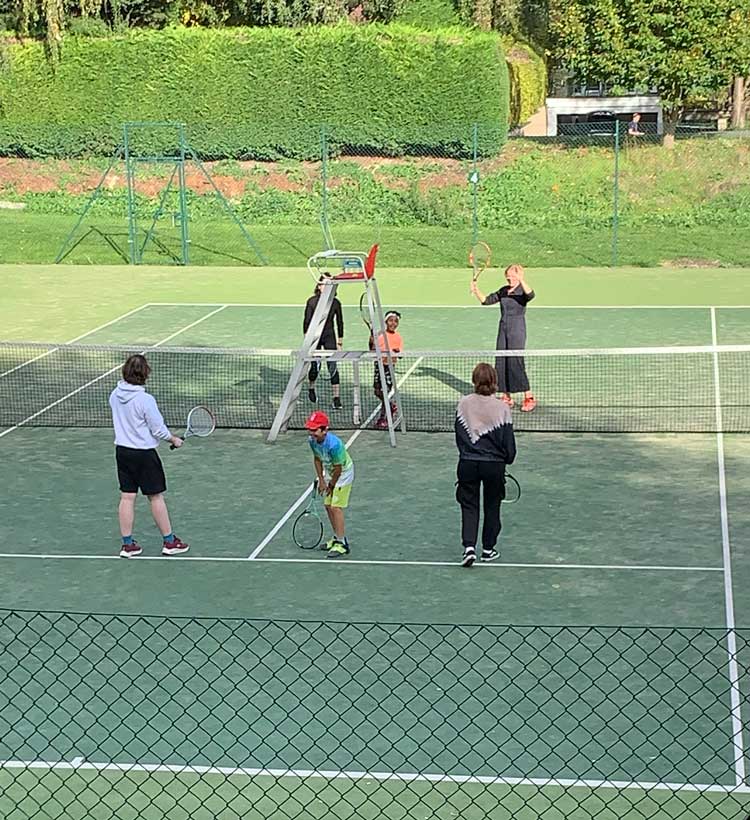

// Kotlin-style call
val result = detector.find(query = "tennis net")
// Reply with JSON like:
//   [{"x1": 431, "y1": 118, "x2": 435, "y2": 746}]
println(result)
[{"x1": 0, "y1": 341, "x2": 749, "y2": 433}]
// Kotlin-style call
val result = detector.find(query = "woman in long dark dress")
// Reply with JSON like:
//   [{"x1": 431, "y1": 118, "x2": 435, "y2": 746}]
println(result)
[{"x1": 470, "y1": 263, "x2": 536, "y2": 412}]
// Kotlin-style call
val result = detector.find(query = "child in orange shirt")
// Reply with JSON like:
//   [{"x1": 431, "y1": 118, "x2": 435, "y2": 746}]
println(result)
[{"x1": 373, "y1": 310, "x2": 402, "y2": 429}]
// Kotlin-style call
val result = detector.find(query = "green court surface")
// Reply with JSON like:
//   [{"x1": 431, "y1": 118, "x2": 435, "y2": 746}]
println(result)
[{"x1": 2, "y1": 265, "x2": 750, "y2": 817}]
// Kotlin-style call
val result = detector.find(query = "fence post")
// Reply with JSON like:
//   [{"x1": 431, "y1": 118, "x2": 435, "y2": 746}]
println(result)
[
  {"x1": 177, "y1": 123, "x2": 190, "y2": 266},
  {"x1": 611, "y1": 119, "x2": 620, "y2": 267},
  {"x1": 471, "y1": 123, "x2": 479, "y2": 247},
  {"x1": 320, "y1": 126, "x2": 332, "y2": 250},
  {"x1": 123, "y1": 124, "x2": 139, "y2": 265}
]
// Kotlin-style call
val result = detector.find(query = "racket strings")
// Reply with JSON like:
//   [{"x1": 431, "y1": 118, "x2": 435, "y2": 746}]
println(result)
[
  {"x1": 469, "y1": 241, "x2": 491, "y2": 279},
  {"x1": 293, "y1": 511, "x2": 324, "y2": 549},
  {"x1": 187, "y1": 407, "x2": 215, "y2": 437},
  {"x1": 504, "y1": 473, "x2": 521, "y2": 504}
]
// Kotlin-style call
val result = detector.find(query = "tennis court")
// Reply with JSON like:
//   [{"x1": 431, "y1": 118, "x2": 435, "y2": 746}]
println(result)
[{"x1": 2, "y1": 287, "x2": 750, "y2": 818}]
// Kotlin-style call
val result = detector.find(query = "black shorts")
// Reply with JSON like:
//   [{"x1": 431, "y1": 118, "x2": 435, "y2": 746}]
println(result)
[
  {"x1": 373, "y1": 362, "x2": 394, "y2": 394},
  {"x1": 115, "y1": 446, "x2": 167, "y2": 495}
]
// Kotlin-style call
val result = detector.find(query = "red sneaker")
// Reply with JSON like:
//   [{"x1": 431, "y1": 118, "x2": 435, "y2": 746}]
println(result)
[
  {"x1": 162, "y1": 536, "x2": 190, "y2": 556},
  {"x1": 500, "y1": 394, "x2": 514, "y2": 408},
  {"x1": 119, "y1": 541, "x2": 142, "y2": 558},
  {"x1": 521, "y1": 396, "x2": 537, "y2": 412}
]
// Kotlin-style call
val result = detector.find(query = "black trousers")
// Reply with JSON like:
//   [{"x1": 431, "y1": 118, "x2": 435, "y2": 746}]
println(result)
[
  {"x1": 495, "y1": 324, "x2": 530, "y2": 393},
  {"x1": 456, "y1": 459, "x2": 505, "y2": 550},
  {"x1": 309, "y1": 338, "x2": 340, "y2": 385}
]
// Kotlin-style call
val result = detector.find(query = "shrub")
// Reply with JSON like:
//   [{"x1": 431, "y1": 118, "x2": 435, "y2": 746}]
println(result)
[{"x1": 0, "y1": 25, "x2": 509, "y2": 159}]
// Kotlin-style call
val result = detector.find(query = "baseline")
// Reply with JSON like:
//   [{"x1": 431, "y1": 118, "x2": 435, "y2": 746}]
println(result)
[{"x1": 0, "y1": 757, "x2": 744, "y2": 796}]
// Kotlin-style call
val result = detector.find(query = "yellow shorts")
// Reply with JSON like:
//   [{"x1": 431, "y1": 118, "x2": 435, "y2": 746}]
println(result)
[{"x1": 325, "y1": 483, "x2": 352, "y2": 509}]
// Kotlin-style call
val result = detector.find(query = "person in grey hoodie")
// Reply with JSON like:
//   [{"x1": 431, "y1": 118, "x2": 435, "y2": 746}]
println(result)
[{"x1": 109, "y1": 354, "x2": 189, "y2": 558}]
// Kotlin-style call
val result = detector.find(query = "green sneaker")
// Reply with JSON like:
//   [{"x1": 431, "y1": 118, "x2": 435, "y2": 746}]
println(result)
[
  {"x1": 320, "y1": 538, "x2": 335, "y2": 552},
  {"x1": 326, "y1": 540, "x2": 350, "y2": 559}
]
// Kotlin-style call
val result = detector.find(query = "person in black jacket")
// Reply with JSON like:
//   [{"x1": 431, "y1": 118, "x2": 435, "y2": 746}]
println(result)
[
  {"x1": 304, "y1": 278, "x2": 344, "y2": 410},
  {"x1": 455, "y1": 362, "x2": 517, "y2": 568}
]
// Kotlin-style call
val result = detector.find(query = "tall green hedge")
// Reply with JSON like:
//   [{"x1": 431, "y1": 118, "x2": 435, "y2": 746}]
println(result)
[
  {"x1": 0, "y1": 25, "x2": 508, "y2": 159},
  {"x1": 504, "y1": 40, "x2": 546, "y2": 127}
]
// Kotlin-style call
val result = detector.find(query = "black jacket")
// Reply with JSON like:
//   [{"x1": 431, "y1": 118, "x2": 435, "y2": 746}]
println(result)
[
  {"x1": 303, "y1": 293, "x2": 344, "y2": 348},
  {"x1": 455, "y1": 394, "x2": 516, "y2": 463}
]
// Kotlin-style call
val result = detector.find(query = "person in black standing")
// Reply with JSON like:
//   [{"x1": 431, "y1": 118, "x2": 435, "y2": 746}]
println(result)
[
  {"x1": 455, "y1": 362, "x2": 516, "y2": 567},
  {"x1": 304, "y1": 277, "x2": 344, "y2": 410},
  {"x1": 471, "y1": 263, "x2": 536, "y2": 411}
]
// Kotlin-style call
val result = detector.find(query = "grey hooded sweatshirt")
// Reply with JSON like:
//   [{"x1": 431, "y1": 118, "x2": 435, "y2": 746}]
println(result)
[{"x1": 109, "y1": 381, "x2": 171, "y2": 449}]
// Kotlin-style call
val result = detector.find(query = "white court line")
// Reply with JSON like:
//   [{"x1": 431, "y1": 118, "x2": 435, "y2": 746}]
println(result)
[
  {"x1": 710, "y1": 306, "x2": 746, "y2": 788},
  {"x1": 0, "y1": 757, "x2": 746, "y2": 796},
  {"x1": 246, "y1": 356, "x2": 424, "y2": 560},
  {"x1": 146, "y1": 302, "x2": 750, "y2": 310},
  {"x1": 0, "y1": 303, "x2": 152, "y2": 381},
  {"x1": 0, "y1": 306, "x2": 228, "y2": 441},
  {"x1": 0, "y1": 552, "x2": 721, "y2": 574}
]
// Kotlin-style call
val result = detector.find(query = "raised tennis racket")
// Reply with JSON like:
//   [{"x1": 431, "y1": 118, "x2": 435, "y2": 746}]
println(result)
[
  {"x1": 359, "y1": 291, "x2": 373, "y2": 331},
  {"x1": 504, "y1": 473, "x2": 521, "y2": 504},
  {"x1": 469, "y1": 241, "x2": 491, "y2": 282},
  {"x1": 170, "y1": 406, "x2": 216, "y2": 449},
  {"x1": 293, "y1": 482, "x2": 324, "y2": 549},
  {"x1": 359, "y1": 291, "x2": 376, "y2": 351}
]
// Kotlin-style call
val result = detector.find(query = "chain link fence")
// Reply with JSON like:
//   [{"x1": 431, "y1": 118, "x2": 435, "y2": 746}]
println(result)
[
  {"x1": 1, "y1": 610, "x2": 749, "y2": 819},
  {"x1": 0, "y1": 122, "x2": 748, "y2": 267}
]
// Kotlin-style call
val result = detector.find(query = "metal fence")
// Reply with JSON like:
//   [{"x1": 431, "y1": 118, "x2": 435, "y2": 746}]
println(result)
[
  {"x1": 0, "y1": 122, "x2": 749, "y2": 268},
  {"x1": 1, "y1": 610, "x2": 749, "y2": 819}
]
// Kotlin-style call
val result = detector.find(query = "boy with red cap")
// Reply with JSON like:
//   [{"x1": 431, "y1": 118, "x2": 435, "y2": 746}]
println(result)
[{"x1": 304, "y1": 410, "x2": 354, "y2": 558}]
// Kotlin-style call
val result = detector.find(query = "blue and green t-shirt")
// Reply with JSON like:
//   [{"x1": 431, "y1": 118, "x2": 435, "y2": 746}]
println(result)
[{"x1": 309, "y1": 432, "x2": 354, "y2": 486}]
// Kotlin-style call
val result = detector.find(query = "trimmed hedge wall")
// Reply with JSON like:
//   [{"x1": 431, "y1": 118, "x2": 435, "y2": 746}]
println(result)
[
  {"x1": 0, "y1": 25, "x2": 508, "y2": 159},
  {"x1": 504, "y1": 40, "x2": 546, "y2": 127}
]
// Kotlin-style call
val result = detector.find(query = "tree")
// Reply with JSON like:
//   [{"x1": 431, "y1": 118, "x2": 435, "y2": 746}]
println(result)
[
  {"x1": 731, "y1": 75, "x2": 748, "y2": 127},
  {"x1": 550, "y1": 0, "x2": 750, "y2": 144}
]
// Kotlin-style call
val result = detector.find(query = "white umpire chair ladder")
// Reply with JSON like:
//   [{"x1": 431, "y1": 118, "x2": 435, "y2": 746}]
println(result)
[{"x1": 267, "y1": 246, "x2": 404, "y2": 447}]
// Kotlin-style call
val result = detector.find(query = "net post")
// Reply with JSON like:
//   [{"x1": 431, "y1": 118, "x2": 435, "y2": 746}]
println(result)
[{"x1": 352, "y1": 359, "x2": 361, "y2": 426}]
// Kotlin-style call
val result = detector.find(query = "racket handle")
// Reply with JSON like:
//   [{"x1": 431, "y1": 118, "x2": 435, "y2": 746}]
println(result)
[{"x1": 170, "y1": 443, "x2": 177, "y2": 450}]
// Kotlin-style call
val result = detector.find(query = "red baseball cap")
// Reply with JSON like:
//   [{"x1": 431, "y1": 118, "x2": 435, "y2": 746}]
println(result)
[{"x1": 305, "y1": 410, "x2": 330, "y2": 431}]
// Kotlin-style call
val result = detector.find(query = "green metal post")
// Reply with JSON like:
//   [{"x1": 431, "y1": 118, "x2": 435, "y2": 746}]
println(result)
[
  {"x1": 320, "y1": 126, "x2": 332, "y2": 250},
  {"x1": 611, "y1": 119, "x2": 620, "y2": 267},
  {"x1": 471, "y1": 123, "x2": 479, "y2": 247},
  {"x1": 177, "y1": 124, "x2": 190, "y2": 265},
  {"x1": 123, "y1": 125, "x2": 140, "y2": 265}
]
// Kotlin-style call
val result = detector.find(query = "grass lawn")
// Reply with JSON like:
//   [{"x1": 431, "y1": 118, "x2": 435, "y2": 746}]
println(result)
[{"x1": 2, "y1": 211, "x2": 750, "y2": 268}]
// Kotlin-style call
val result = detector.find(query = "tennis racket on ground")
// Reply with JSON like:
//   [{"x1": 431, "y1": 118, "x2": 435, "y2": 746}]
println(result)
[
  {"x1": 170, "y1": 406, "x2": 216, "y2": 449},
  {"x1": 504, "y1": 473, "x2": 521, "y2": 504},
  {"x1": 293, "y1": 482, "x2": 324, "y2": 549},
  {"x1": 469, "y1": 241, "x2": 491, "y2": 282}
]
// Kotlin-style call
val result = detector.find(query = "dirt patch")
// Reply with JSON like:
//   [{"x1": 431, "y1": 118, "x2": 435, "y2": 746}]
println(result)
[
  {"x1": 0, "y1": 146, "x2": 533, "y2": 200},
  {"x1": 660, "y1": 258, "x2": 724, "y2": 268}
]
